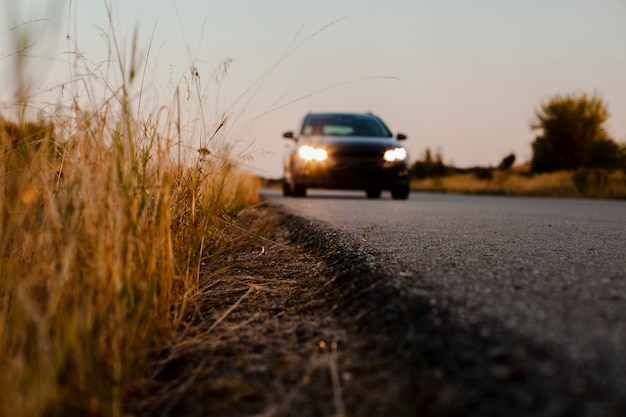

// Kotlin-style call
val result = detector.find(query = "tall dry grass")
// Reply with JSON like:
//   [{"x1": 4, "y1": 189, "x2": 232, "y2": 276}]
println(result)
[
  {"x1": 0, "y1": 7, "x2": 259, "y2": 417},
  {"x1": 411, "y1": 169, "x2": 626, "y2": 199}
]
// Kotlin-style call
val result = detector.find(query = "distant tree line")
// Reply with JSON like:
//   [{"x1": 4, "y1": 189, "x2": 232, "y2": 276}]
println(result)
[
  {"x1": 410, "y1": 91, "x2": 625, "y2": 180},
  {"x1": 409, "y1": 149, "x2": 452, "y2": 179},
  {"x1": 409, "y1": 149, "x2": 516, "y2": 181}
]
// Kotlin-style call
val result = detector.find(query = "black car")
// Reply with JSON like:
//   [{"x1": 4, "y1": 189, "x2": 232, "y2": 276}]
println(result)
[{"x1": 282, "y1": 112, "x2": 410, "y2": 199}]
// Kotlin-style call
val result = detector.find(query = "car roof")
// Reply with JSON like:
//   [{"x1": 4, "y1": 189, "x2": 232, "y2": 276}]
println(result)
[{"x1": 306, "y1": 112, "x2": 378, "y2": 118}]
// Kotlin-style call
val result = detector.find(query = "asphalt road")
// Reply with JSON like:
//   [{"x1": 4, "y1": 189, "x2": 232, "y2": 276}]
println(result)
[{"x1": 262, "y1": 188, "x2": 626, "y2": 409}]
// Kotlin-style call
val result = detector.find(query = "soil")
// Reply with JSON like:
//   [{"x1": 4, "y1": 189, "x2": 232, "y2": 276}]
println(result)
[{"x1": 133, "y1": 206, "x2": 625, "y2": 417}]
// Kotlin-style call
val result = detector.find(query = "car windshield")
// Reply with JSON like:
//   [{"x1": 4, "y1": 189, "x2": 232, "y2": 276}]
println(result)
[{"x1": 301, "y1": 114, "x2": 392, "y2": 138}]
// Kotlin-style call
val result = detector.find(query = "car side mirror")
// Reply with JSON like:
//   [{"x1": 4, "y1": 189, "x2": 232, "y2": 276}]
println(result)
[
  {"x1": 396, "y1": 133, "x2": 407, "y2": 140},
  {"x1": 283, "y1": 131, "x2": 295, "y2": 140}
]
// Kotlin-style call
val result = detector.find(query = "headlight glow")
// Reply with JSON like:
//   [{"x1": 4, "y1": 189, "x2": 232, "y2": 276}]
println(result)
[
  {"x1": 384, "y1": 147, "x2": 407, "y2": 162},
  {"x1": 299, "y1": 145, "x2": 328, "y2": 161}
]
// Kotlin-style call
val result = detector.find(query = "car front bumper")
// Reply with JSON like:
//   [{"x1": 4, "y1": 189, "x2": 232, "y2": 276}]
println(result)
[{"x1": 293, "y1": 158, "x2": 409, "y2": 190}]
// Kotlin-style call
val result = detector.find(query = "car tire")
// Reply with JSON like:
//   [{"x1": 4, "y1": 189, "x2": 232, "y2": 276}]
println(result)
[
  {"x1": 292, "y1": 183, "x2": 306, "y2": 198},
  {"x1": 366, "y1": 188, "x2": 382, "y2": 199},
  {"x1": 282, "y1": 180, "x2": 292, "y2": 196},
  {"x1": 391, "y1": 185, "x2": 410, "y2": 200}
]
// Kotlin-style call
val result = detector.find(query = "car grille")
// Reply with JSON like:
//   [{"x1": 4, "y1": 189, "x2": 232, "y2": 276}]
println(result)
[{"x1": 329, "y1": 149, "x2": 383, "y2": 158}]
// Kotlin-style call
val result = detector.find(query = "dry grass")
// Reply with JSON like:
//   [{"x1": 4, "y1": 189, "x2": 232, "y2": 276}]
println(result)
[
  {"x1": 0, "y1": 7, "x2": 261, "y2": 417},
  {"x1": 132, "y1": 209, "x2": 415, "y2": 417},
  {"x1": 411, "y1": 169, "x2": 626, "y2": 199}
]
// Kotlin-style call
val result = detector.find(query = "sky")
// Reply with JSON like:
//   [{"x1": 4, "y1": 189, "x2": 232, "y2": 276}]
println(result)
[{"x1": 2, "y1": 0, "x2": 625, "y2": 178}]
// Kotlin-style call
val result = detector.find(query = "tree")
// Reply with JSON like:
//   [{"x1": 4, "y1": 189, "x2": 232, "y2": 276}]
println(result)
[
  {"x1": 498, "y1": 153, "x2": 516, "y2": 170},
  {"x1": 530, "y1": 92, "x2": 621, "y2": 173},
  {"x1": 410, "y1": 148, "x2": 450, "y2": 179}
]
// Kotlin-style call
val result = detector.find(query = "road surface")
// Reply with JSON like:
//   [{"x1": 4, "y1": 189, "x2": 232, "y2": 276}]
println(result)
[{"x1": 263, "y1": 189, "x2": 626, "y2": 414}]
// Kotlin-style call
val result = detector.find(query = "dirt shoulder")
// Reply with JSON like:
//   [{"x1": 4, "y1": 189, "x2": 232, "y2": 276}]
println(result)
[
  {"x1": 133, "y1": 206, "x2": 416, "y2": 416},
  {"x1": 134, "y1": 205, "x2": 624, "y2": 417}
]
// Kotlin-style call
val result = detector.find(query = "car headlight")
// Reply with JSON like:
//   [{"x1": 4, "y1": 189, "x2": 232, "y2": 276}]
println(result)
[
  {"x1": 298, "y1": 145, "x2": 328, "y2": 161},
  {"x1": 383, "y1": 147, "x2": 407, "y2": 162}
]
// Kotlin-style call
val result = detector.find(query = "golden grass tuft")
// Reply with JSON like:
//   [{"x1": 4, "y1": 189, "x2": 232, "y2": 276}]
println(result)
[{"x1": 0, "y1": 8, "x2": 260, "y2": 417}]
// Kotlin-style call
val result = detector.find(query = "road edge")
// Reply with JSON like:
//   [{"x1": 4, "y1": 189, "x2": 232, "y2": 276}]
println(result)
[{"x1": 269, "y1": 200, "x2": 626, "y2": 417}]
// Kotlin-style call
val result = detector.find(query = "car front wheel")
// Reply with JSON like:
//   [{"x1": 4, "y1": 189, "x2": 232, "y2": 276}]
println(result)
[
  {"x1": 282, "y1": 180, "x2": 292, "y2": 196},
  {"x1": 366, "y1": 188, "x2": 382, "y2": 199},
  {"x1": 391, "y1": 185, "x2": 410, "y2": 200},
  {"x1": 291, "y1": 183, "x2": 306, "y2": 197}
]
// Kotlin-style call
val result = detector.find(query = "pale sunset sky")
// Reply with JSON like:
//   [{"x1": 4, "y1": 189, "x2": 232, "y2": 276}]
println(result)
[{"x1": 2, "y1": 0, "x2": 625, "y2": 178}]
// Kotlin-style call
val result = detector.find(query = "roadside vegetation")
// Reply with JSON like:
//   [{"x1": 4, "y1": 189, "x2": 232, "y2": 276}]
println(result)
[
  {"x1": 0, "y1": 9, "x2": 261, "y2": 417},
  {"x1": 410, "y1": 167, "x2": 626, "y2": 199},
  {"x1": 410, "y1": 92, "x2": 626, "y2": 199}
]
